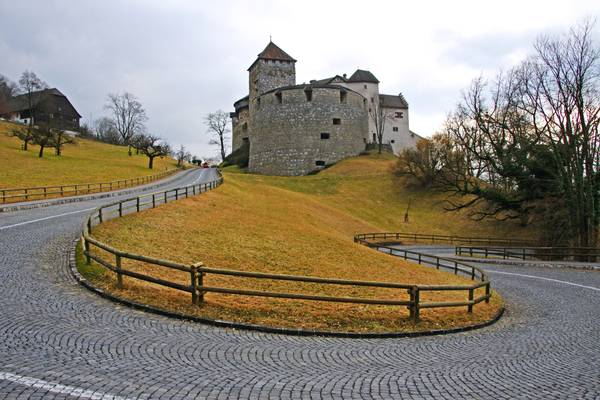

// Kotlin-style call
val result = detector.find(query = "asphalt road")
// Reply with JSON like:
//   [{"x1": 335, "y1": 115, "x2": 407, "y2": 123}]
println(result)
[{"x1": 0, "y1": 169, "x2": 599, "y2": 399}]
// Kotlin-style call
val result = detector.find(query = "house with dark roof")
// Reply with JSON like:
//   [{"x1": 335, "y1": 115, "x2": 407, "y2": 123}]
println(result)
[
  {"x1": 230, "y1": 41, "x2": 422, "y2": 175},
  {"x1": 1, "y1": 88, "x2": 81, "y2": 131}
]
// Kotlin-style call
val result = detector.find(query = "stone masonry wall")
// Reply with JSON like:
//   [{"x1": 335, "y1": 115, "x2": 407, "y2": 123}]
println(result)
[
  {"x1": 249, "y1": 87, "x2": 368, "y2": 176},
  {"x1": 232, "y1": 108, "x2": 250, "y2": 152}
]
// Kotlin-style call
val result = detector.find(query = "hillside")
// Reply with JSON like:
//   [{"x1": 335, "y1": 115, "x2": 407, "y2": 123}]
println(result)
[
  {"x1": 0, "y1": 120, "x2": 177, "y2": 189},
  {"x1": 85, "y1": 153, "x2": 531, "y2": 332}
]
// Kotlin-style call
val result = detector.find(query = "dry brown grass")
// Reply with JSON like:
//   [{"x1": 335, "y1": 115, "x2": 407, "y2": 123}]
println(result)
[
  {"x1": 0, "y1": 120, "x2": 177, "y2": 190},
  {"x1": 84, "y1": 153, "x2": 524, "y2": 333}
]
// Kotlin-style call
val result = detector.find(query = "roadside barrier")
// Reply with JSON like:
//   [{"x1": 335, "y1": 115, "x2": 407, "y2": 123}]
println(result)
[
  {"x1": 1, "y1": 168, "x2": 179, "y2": 203},
  {"x1": 81, "y1": 174, "x2": 495, "y2": 322}
]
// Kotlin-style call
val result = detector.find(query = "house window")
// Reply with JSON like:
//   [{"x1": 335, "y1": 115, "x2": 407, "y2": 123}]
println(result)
[
  {"x1": 340, "y1": 90, "x2": 347, "y2": 103},
  {"x1": 305, "y1": 89, "x2": 313, "y2": 102},
  {"x1": 315, "y1": 160, "x2": 326, "y2": 166},
  {"x1": 372, "y1": 133, "x2": 376, "y2": 141},
  {"x1": 275, "y1": 92, "x2": 282, "y2": 104},
  {"x1": 393, "y1": 127, "x2": 399, "y2": 132},
  {"x1": 49, "y1": 113, "x2": 54, "y2": 119},
  {"x1": 363, "y1": 84, "x2": 367, "y2": 89},
  {"x1": 395, "y1": 111, "x2": 404, "y2": 118},
  {"x1": 332, "y1": 118, "x2": 341, "y2": 125},
  {"x1": 321, "y1": 132, "x2": 330, "y2": 140},
  {"x1": 391, "y1": 140, "x2": 395, "y2": 143}
]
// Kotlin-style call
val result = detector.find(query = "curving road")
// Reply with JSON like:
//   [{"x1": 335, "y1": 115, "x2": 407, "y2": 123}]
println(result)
[{"x1": 1, "y1": 169, "x2": 599, "y2": 399}]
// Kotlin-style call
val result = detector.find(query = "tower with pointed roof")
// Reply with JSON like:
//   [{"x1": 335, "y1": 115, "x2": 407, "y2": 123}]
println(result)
[{"x1": 248, "y1": 41, "x2": 296, "y2": 106}]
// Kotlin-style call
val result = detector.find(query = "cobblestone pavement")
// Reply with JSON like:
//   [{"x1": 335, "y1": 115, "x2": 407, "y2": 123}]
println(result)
[{"x1": 1, "y1": 171, "x2": 599, "y2": 399}]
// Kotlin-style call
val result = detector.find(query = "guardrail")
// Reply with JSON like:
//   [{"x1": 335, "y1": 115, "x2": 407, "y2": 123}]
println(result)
[
  {"x1": 455, "y1": 245, "x2": 600, "y2": 263},
  {"x1": 80, "y1": 180, "x2": 494, "y2": 323},
  {"x1": 355, "y1": 232, "x2": 535, "y2": 247},
  {"x1": 1, "y1": 168, "x2": 179, "y2": 204}
]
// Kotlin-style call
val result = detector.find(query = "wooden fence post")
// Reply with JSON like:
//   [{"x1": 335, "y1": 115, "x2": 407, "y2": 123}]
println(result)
[
  {"x1": 119, "y1": 202, "x2": 123, "y2": 217},
  {"x1": 485, "y1": 282, "x2": 491, "y2": 303},
  {"x1": 115, "y1": 254, "x2": 123, "y2": 289},
  {"x1": 84, "y1": 238, "x2": 91, "y2": 265},
  {"x1": 87, "y1": 219, "x2": 92, "y2": 235},
  {"x1": 164, "y1": 191, "x2": 167, "y2": 204},
  {"x1": 468, "y1": 288, "x2": 474, "y2": 313},
  {"x1": 152, "y1": 194, "x2": 156, "y2": 208},
  {"x1": 98, "y1": 208, "x2": 103, "y2": 223},
  {"x1": 412, "y1": 286, "x2": 420, "y2": 322},
  {"x1": 190, "y1": 264, "x2": 198, "y2": 305},
  {"x1": 136, "y1": 197, "x2": 140, "y2": 212}
]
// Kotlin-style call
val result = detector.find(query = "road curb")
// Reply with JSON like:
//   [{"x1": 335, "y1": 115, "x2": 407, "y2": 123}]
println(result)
[
  {"x1": 0, "y1": 169, "x2": 193, "y2": 213},
  {"x1": 69, "y1": 239, "x2": 505, "y2": 339},
  {"x1": 445, "y1": 255, "x2": 600, "y2": 271}
]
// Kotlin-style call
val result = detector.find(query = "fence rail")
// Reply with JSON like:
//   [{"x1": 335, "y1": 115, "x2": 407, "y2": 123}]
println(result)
[
  {"x1": 80, "y1": 180, "x2": 493, "y2": 323},
  {"x1": 1, "y1": 168, "x2": 179, "y2": 203},
  {"x1": 455, "y1": 245, "x2": 600, "y2": 262},
  {"x1": 355, "y1": 232, "x2": 535, "y2": 247}
]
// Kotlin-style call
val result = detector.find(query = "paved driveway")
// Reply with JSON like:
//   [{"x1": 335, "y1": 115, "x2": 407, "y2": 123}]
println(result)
[{"x1": 0, "y1": 170, "x2": 599, "y2": 399}]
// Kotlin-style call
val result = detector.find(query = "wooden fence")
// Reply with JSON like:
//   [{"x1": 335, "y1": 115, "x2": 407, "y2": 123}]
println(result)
[
  {"x1": 455, "y1": 245, "x2": 600, "y2": 263},
  {"x1": 354, "y1": 232, "x2": 535, "y2": 247},
  {"x1": 80, "y1": 178, "x2": 494, "y2": 322},
  {"x1": 1, "y1": 168, "x2": 179, "y2": 204}
]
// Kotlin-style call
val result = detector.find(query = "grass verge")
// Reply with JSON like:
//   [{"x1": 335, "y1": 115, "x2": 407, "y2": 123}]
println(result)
[{"x1": 79, "y1": 153, "x2": 523, "y2": 333}]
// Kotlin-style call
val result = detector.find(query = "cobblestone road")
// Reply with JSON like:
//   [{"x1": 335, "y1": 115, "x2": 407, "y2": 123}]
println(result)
[{"x1": 0, "y1": 169, "x2": 599, "y2": 399}]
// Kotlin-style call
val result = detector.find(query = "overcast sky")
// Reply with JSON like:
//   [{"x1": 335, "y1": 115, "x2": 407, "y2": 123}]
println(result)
[{"x1": 1, "y1": 0, "x2": 599, "y2": 158}]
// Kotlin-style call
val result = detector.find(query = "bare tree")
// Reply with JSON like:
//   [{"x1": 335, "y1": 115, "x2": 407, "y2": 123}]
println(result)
[
  {"x1": 105, "y1": 92, "x2": 147, "y2": 155},
  {"x1": 16, "y1": 71, "x2": 48, "y2": 150},
  {"x1": 94, "y1": 116, "x2": 121, "y2": 145},
  {"x1": 369, "y1": 101, "x2": 391, "y2": 154},
  {"x1": 175, "y1": 145, "x2": 192, "y2": 167},
  {"x1": 30, "y1": 122, "x2": 55, "y2": 158},
  {"x1": 204, "y1": 110, "x2": 230, "y2": 162},
  {"x1": 9, "y1": 127, "x2": 35, "y2": 150},
  {"x1": 52, "y1": 130, "x2": 74, "y2": 156},
  {"x1": 131, "y1": 133, "x2": 171, "y2": 169}
]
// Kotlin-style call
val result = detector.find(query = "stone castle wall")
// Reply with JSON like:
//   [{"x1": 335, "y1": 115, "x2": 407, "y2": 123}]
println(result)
[
  {"x1": 249, "y1": 86, "x2": 368, "y2": 176},
  {"x1": 232, "y1": 107, "x2": 250, "y2": 152}
]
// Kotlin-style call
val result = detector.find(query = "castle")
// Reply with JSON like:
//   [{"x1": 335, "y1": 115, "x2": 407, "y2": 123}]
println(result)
[{"x1": 230, "y1": 41, "x2": 421, "y2": 176}]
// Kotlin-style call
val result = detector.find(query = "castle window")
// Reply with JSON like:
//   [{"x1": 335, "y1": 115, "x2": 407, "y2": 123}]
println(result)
[
  {"x1": 321, "y1": 132, "x2": 330, "y2": 140},
  {"x1": 393, "y1": 127, "x2": 399, "y2": 132},
  {"x1": 340, "y1": 90, "x2": 347, "y2": 103},
  {"x1": 332, "y1": 118, "x2": 341, "y2": 125},
  {"x1": 242, "y1": 123, "x2": 248, "y2": 132},
  {"x1": 316, "y1": 160, "x2": 326, "y2": 166},
  {"x1": 370, "y1": 97, "x2": 374, "y2": 103},
  {"x1": 395, "y1": 111, "x2": 404, "y2": 118},
  {"x1": 305, "y1": 89, "x2": 313, "y2": 102},
  {"x1": 275, "y1": 92, "x2": 282, "y2": 104},
  {"x1": 391, "y1": 140, "x2": 395, "y2": 143},
  {"x1": 364, "y1": 84, "x2": 367, "y2": 89}
]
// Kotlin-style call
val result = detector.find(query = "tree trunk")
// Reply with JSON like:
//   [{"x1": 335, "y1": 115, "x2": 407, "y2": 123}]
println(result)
[
  {"x1": 38, "y1": 145, "x2": 45, "y2": 158},
  {"x1": 219, "y1": 134, "x2": 225, "y2": 162},
  {"x1": 378, "y1": 138, "x2": 382, "y2": 154},
  {"x1": 148, "y1": 156, "x2": 154, "y2": 169},
  {"x1": 23, "y1": 139, "x2": 28, "y2": 151},
  {"x1": 128, "y1": 145, "x2": 132, "y2": 156}
]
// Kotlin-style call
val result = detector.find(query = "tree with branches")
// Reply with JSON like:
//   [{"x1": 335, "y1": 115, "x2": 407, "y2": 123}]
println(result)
[
  {"x1": 131, "y1": 133, "x2": 171, "y2": 169},
  {"x1": 369, "y1": 101, "x2": 391, "y2": 154},
  {"x1": 105, "y1": 92, "x2": 147, "y2": 155},
  {"x1": 175, "y1": 145, "x2": 192, "y2": 167},
  {"x1": 204, "y1": 110, "x2": 230, "y2": 162}
]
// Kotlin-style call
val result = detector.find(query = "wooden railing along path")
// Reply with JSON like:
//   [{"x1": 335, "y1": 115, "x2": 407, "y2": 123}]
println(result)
[
  {"x1": 81, "y1": 177, "x2": 497, "y2": 323},
  {"x1": 455, "y1": 245, "x2": 600, "y2": 263},
  {"x1": 1, "y1": 168, "x2": 178, "y2": 204}
]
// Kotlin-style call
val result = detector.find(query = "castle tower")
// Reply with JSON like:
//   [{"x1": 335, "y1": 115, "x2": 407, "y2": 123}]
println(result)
[{"x1": 248, "y1": 41, "x2": 296, "y2": 105}]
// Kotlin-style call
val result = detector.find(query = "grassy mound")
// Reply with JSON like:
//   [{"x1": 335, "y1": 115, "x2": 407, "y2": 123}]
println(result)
[
  {"x1": 0, "y1": 121, "x2": 177, "y2": 189},
  {"x1": 85, "y1": 153, "x2": 529, "y2": 333}
]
